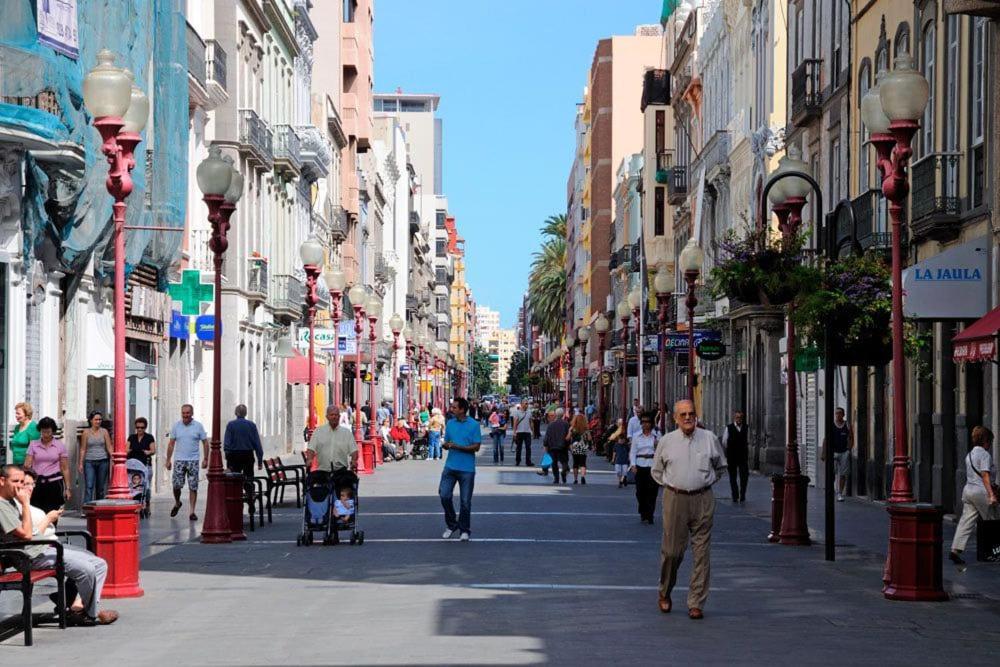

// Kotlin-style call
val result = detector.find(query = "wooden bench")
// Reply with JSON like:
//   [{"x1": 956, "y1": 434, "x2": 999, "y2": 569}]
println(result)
[{"x1": 0, "y1": 538, "x2": 69, "y2": 646}]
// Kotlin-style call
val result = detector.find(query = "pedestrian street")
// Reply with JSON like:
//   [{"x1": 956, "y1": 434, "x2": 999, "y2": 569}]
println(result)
[{"x1": 3, "y1": 432, "x2": 997, "y2": 666}]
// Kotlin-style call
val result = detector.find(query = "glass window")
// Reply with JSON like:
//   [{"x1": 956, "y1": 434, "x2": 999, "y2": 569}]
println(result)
[
  {"x1": 436, "y1": 239, "x2": 447, "y2": 257},
  {"x1": 858, "y1": 63, "x2": 871, "y2": 192},
  {"x1": 435, "y1": 211, "x2": 446, "y2": 229},
  {"x1": 399, "y1": 100, "x2": 427, "y2": 112},
  {"x1": 343, "y1": 0, "x2": 356, "y2": 23},
  {"x1": 920, "y1": 23, "x2": 936, "y2": 156},
  {"x1": 972, "y1": 17, "x2": 986, "y2": 144}
]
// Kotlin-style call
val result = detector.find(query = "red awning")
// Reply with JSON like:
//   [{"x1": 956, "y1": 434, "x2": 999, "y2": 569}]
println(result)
[
  {"x1": 286, "y1": 351, "x2": 327, "y2": 385},
  {"x1": 952, "y1": 305, "x2": 1000, "y2": 362}
]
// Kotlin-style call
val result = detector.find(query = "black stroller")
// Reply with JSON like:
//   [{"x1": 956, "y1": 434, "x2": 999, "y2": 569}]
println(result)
[
  {"x1": 296, "y1": 468, "x2": 364, "y2": 546},
  {"x1": 410, "y1": 434, "x2": 429, "y2": 460}
]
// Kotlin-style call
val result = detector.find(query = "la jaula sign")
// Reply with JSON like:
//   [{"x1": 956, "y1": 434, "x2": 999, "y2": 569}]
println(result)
[{"x1": 912, "y1": 267, "x2": 982, "y2": 281}]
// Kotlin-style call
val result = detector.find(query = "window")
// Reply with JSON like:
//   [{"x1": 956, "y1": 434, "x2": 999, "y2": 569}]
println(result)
[
  {"x1": 435, "y1": 211, "x2": 446, "y2": 229},
  {"x1": 654, "y1": 187, "x2": 665, "y2": 236},
  {"x1": 399, "y1": 100, "x2": 427, "y2": 112},
  {"x1": 655, "y1": 110, "x2": 665, "y2": 152},
  {"x1": 343, "y1": 0, "x2": 356, "y2": 22},
  {"x1": 858, "y1": 61, "x2": 871, "y2": 192},
  {"x1": 944, "y1": 16, "x2": 960, "y2": 200},
  {"x1": 895, "y1": 23, "x2": 911, "y2": 61},
  {"x1": 829, "y1": 138, "x2": 841, "y2": 205},
  {"x1": 794, "y1": 4, "x2": 804, "y2": 66},
  {"x1": 920, "y1": 22, "x2": 936, "y2": 157},
  {"x1": 436, "y1": 239, "x2": 447, "y2": 257},
  {"x1": 436, "y1": 296, "x2": 448, "y2": 312},
  {"x1": 435, "y1": 267, "x2": 447, "y2": 284},
  {"x1": 971, "y1": 17, "x2": 987, "y2": 207}
]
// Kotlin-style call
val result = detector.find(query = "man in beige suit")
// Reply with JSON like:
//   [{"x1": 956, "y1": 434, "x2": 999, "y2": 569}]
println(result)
[{"x1": 652, "y1": 399, "x2": 727, "y2": 620}]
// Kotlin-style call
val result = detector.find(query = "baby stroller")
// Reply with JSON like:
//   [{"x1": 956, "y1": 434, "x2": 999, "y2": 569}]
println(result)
[
  {"x1": 410, "y1": 434, "x2": 429, "y2": 460},
  {"x1": 296, "y1": 468, "x2": 364, "y2": 546},
  {"x1": 126, "y1": 459, "x2": 151, "y2": 519}
]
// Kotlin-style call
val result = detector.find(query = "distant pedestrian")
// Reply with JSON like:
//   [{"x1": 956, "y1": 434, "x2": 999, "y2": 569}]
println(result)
[
  {"x1": 629, "y1": 413, "x2": 659, "y2": 522},
  {"x1": 722, "y1": 410, "x2": 749, "y2": 503},
  {"x1": 543, "y1": 408, "x2": 571, "y2": 484},
  {"x1": 23, "y1": 417, "x2": 72, "y2": 512},
  {"x1": 821, "y1": 407, "x2": 853, "y2": 501},
  {"x1": 439, "y1": 397, "x2": 481, "y2": 542},
  {"x1": 223, "y1": 404, "x2": 264, "y2": 480},
  {"x1": 568, "y1": 413, "x2": 592, "y2": 484},
  {"x1": 652, "y1": 400, "x2": 726, "y2": 619},
  {"x1": 511, "y1": 401, "x2": 534, "y2": 466},
  {"x1": 127, "y1": 417, "x2": 156, "y2": 468},
  {"x1": 488, "y1": 408, "x2": 505, "y2": 464},
  {"x1": 165, "y1": 404, "x2": 209, "y2": 522},
  {"x1": 609, "y1": 419, "x2": 629, "y2": 487},
  {"x1": 428, "y1": 408, "x2": 446, "y2": 460},
  {"x1": 78, "y1": 411, "x2": 112, "y2": 503},
  {"x1": 949, "y1": 426, "x2": 999, "y2": 565},
  {"x1": 626, "y1": 401, "x2": 643, "y2": 444},
  {"x1": 10, "y1": 402, "x2": 40, "y2": 466},
  {"x1": 376, "y1": 401, "x2": 391, "y2": 425}
]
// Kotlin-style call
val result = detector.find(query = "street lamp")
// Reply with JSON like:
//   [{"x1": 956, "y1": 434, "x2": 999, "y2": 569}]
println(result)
[
  {"x1": 577, "y1": 325, "x2": 591, "y2": 413},
  {"x1": 81, "y1": 49, "x2": 148, "y2": 596},
  {"x1": 616, "y1": 299, "x2": 632, "y2": 426},
  {"x1": 561, "y1": 341, "x2": 571, "y2": 413},
  {"x1": 678, "y1": 238, "x2": 703, "y2": 403},
  {"x1": 862, "y1": 53, "x2": 943, "y2": 601},
  {"x1": 628, "y1": 286, "x2": 643, "y2": 409},
  {"x1": 300, "y1": 236, "x2": 324, "y2": 438},
  {"x1": 365, "y1": 294, "x2": 382, "y2": 441},
  {"x1": 324, "y1": 267, "x2": 347, "y2": 408},
  {"x1": 389, "y1": 313, "x2": 404, "y2": 420},
  {"x1": 348, "y1": 283, "x2": 368, "y2": 472},
  {"x1": 403, "y1": 325, "x2": 415, "y2": 416},
  {"x1": 654, "y1": 264, "x2": 673, "y2": 433},
  {"x1": 594, "y1": 313, "x2": 610, "y2": 428}
]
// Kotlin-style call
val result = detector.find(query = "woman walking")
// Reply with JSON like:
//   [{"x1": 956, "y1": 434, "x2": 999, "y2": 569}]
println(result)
[
  {"x1": 568, "y1": 413, "x2": 592, "y2": 484},
  {"x1": 949, "y1": 426, "x2": 999, "y2": 565},
  {"x1": 23, "y1": 416, "x2": 72, "y2": 512},
  {"x1": 489, "y1": 407, "x2": 505, "y2": 464},
  {"x1": 427, "y1": 407, "x2": 446, "y2": 460},
  {"x1": 79, "y1": 411, "x2": 113, "y2": 503},
  {"x1": 629, "y1": 412, "x2": 660, "y2": 524},
  {"x1": 10, "y1": 401, "x2": 41, "y2": 465}
]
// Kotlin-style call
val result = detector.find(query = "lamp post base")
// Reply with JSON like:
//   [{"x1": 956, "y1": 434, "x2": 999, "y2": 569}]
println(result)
[
  {"x1": 779, "y1": 472, "x2": 811, "y2": 546},
  {"x1": 200, "y1": 465, "x2": 232, "y2": 544},
  {"x1": 767, "y1": 474, "x2": 784, "y2": 543},
  {"x1": 224, "y1": 472, "x2": 247, "y2": 541},
  {"x1": 883, "y1": 503, "x2": 947, "y2": 602},
  {"x1": 358, "y1": 438, "x2": 375, "y2": 475},
  {"x1": 83, "y1": 500, "x2": 144, "y2": 599}
]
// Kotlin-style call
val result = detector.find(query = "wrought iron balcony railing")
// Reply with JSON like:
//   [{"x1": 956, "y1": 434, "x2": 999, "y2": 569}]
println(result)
[
  {"x1": 791, "y1": 59, "x2": 823, "y2": 124},
  {"x1": 273, "y1": 124, "x2": 303, "y2": 174},
  {"x1": 910, "y1": 152, "x2": 961, "y2": 241},
  {"x1": 329, "y1": 204, "x2": 349, "y2": 244},
  {"x1": 186, "y1": 22, "x2": 206, "y2": 90},
  {"x1": 247, "y1": 257, "x2": 268, "y2": 299},
  {"x1": 666, "y1": 166, "x2": 688, "y2": 204},
  {"x1": 205, "y1": 39, "x2": 227, "y2": 91},
  {"x1": 238, "y1": 109, "x2": 273, "y2": 168},
  {"x1": 270, "y1": 274, "x2": 304, "y2": 319}
]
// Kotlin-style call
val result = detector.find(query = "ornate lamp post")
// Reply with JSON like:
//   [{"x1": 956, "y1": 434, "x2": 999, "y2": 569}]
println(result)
[
  {"x1": 577, "y1": 325, "x2": 591, "y2": 412},
  {"x1": 389, "y1": 313, "x2": 404, "y2": 420},
  {"x1": 678, "y1": 238, "x2": 703, "y2": 403},
  {"x1": 654, "y1": 265, "x2": 673, "y2": 433},
  {"x1": 594, "y1": 313, "x2": 610, "y2": 427},
  {"x1": 415, "y1": 332, "x2": 426, "y2": 410},
  {"x1": 324, "y1": 267, "x2": 347, "y2": 408},
  {"x1": 81, "y1": 49, "x2": 150, "y2": 596},
  {"x1": 348, "y1": 283, "x2": 368, "y2": 472},
  {"x1": 861, "y1": 55, "x2": 944, "y2": 601},
  {"x1": 300, "y1": 236, "x2": 324, "y2": 438},
  {"x1": 628, "y1": 286, "x2": 644, "y2": 408},
  {"x1": 616, "y1": 300, "x2": 632, "y2": 426},
  {"x1": 561, "y1": 342, "x2": 571, "y2": 413},
  {"x1": 404, "y1": 325, "x2": 415, "y2": 416},
  {"x1": 365, "y1": 294, "x2": 382, "y2": 441}
]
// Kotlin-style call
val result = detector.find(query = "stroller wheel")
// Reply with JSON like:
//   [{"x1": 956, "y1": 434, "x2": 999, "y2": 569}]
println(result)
[
  {"x1": 356, "y1": 531, "x2": 365, "y2": 546},
  {"x1": 349, "y1": 532, "x2": 357, "y2": 545},
  {"x1": 322, "y1": 535, "x2": 332, "y2": 546},
  {"x1": 296, "y1": 535, "x2": 302, "y2": 546}
]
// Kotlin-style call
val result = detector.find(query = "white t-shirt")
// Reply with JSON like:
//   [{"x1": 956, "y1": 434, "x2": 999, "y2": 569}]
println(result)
[
  {"x1": 13, "y1": 500, "x2": 56, "y2": 540},
  {"x1": 965, "y1": 446, "x2": 997, "y2": 495},
  {"x1": 511, "y1": 408, "x2": 533, "y2": 434}
]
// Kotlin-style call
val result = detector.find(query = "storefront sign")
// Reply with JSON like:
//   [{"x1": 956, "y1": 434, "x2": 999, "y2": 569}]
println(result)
[
  {"x1": 169, "y1": 310, "x2": 189, "y2": 340},
  {"x1": 663, "y1": 329, "x2": 722, "y2": 354},
  {"x1": 902, "y1": 239, "x2": 988, "y2": 319},
  {"x1": 38, "y1": 0, "x2": 79, "y2": 59},
  {"x1": 696, "y1": 340, "x2": 726, "y2": 361},
  {"x1": 195, "y1": 315, "x2": 218, "y2": 341}
]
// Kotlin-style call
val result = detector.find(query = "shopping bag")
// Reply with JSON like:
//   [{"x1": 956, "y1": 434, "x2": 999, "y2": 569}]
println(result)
[
  {"x1": 626, "y1": 468, "x2": 637, "y2": 485},
  {"x1": 976, "y1": 519, "x2": 1000, "y2": 562},
  {"x1": 540, "y1": 452, "x2": 552, "y2": 469}
]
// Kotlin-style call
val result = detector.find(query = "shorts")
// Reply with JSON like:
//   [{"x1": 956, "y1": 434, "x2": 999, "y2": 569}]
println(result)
[
  {"x1": 614, "y1": 463, "x2": 629, "y2": 478},
  {"x1": 172, "y1": 460, "x2": 200, "y2": 491},
  {"x1": 572, "y1": 453, "x2": 588, "y2": 469},
  {"x1": 833, "y1": 451, "x2": 851, "y2": 477}
]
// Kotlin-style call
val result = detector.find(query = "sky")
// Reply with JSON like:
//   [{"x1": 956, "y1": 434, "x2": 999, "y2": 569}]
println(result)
[{"x1": 374, "y1": 1, "x2": 662, "y2": 328}]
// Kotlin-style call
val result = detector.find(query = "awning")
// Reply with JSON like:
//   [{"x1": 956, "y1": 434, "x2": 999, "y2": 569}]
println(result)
[
  {"x1": 286, "y1": 351, "x2": 327, "y2": 385},
  {"x1": 952, "y1": 305, "x2": 1000, "y2": 362},
  {"x1": 86, "y1": 312, "x2": 158, "y2": 379}
]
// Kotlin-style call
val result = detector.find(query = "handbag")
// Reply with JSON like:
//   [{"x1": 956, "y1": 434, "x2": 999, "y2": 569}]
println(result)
[{"x1": 540, "y1": 452, "x2": 552, "y2": 468}]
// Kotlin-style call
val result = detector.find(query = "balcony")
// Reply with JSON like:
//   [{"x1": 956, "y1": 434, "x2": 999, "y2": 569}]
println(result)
[
  {"x1": 329, "y1": 204, "x2": 349, "y2": 244},
  {"x1": 374, "y1": 252, "x2": 393, "y2": 284},
  {"x1": 850, "y1": 189, "x2": 906, "y2": 254},
  {"x1": 409, "y1": 210, "x2": 421, "y2": 234},
  {"x1": 269, "y1": 274, "x2": 305, "y2": 321},
  {"x1": 691, "y1": 131, "x2": 730, "y2": 181},
  {"x1": 247, "y1": 257, "x2": 268, "y2": 302},
  {"x1": 910, "y1": 152, "x2": 962, "y2": 242},
  {"x1": 641, "y1": 68, "x2": 671, "y2": 111},
  {"x1": 186, "y1": 22, "x2": 209, "y2": 107},
  {"x1": 273, "y1": 124, "x2": 302, "y2": 176},
  {"x1": 666, "y1": 166, "x2": 688, "y2": 204},
  {"x1": 655, "y1": 150, "x2": 674, "y2": 183},
  {"x1": 340, "y1": 243, "x2": 359, "y2": 287},
  {"x1": 671, "y1": 65, "x2": 692, "y2": 105},
  {"x1": 791, "y1": 59, "x2": 823, "y2": 125},
  {"x1": 238, "y1": 109, "x2": 273, "y2": 169},
  {"x1": 204, "y1": 39, "x2": 227, "y2": 104},
  {"x1": 674, "y1": 11, "x2": 696, "y2": 64},
  {"x1": 297, "y1": 124, "x2": 331, "y2": 181}
]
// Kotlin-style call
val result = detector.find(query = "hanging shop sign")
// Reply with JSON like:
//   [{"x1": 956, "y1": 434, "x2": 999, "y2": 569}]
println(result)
[
  {"x1": 695, "y1": 340, "x2": 726, "y2": 361},
  {"x1": 902, "y1": 238, "x2": 988, "y2": 319},
  {"x1": 600, "y1": 371, "x2": 613, "y2": 386},
  {"x1": 794, "y1": 345, "x2": 824, "y2": 372},
  {"x1": 195, "y1": 315, "x2": 218, "y2": 341},
  {"x1": 663, "y1": 329, "x2": 722, "y2": 354},
  {"x1": 38, "y1": 0, "x2": 79, "y2": 59},
  {"x1": 168, "y1": 269, "x2": 213, "y2": 316},
  {"x1": 169, "y1": 310, "x2": 189, "y2": 340}
]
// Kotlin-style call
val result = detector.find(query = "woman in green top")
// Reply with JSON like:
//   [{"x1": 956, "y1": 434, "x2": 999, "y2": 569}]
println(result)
[{"x1": 11, "y1": 401, "x2": 41, "y2": 465}]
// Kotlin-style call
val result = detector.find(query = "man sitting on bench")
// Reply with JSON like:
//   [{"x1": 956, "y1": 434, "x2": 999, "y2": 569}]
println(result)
[{"x1": 0, "y1": 465, "x2": 118, "y2": 626}]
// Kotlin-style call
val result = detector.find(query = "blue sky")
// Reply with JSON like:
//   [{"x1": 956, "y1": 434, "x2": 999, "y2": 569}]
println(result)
[{"x1": 374, "y1": 1, "x2": 661, "y2": 327}]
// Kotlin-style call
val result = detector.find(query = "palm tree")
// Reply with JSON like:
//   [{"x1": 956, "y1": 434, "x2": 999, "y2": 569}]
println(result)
[{"x1": 528, "y1": 214, "x2": 568, "y2": 340}]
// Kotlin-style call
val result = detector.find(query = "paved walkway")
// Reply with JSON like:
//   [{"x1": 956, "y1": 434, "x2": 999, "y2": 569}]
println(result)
[{"x1": 2, "y1": 432, "x2": 999, "y2": 665}]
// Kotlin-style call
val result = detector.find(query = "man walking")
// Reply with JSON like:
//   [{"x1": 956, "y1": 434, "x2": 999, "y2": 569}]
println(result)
[
  {"x1": 305, "y1": 405, "x2": 358, "y2": 472},
  {"x1": 511, "y1": 400, "x2": 534, "y2": 466},
  {"x1": 543, "y1": 407, "x2": 571, "y2": 484},
  {"x1": 652, "y1": 399, "x2": 727, "y2": 620},
  {"x1": 721, "y1": 410, "x2": 749, "y2": 503},
  {"x1": 224, "y1": 404, "x2": 264, "y2": 480},
  {"x1": 165, "y1": 404, "x2": 209, "y2": 521},
  {"x1": 439, "y1": 397, "x2": 481, "y2": 542},
  {"x1": 822, "y1": 407, "x2": 853, "y2": 502}
]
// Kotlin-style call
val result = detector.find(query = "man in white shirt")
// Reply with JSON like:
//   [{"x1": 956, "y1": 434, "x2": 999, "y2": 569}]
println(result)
[
  {"x1": 626, "y1": 400, "x2": 643, "y2": 442},
  {"x1": 510, "y1": 401, "x2": 534, "y2": 467},
  {"x1": 651, "y1": 399, "x2": 727, "y2": 620}
]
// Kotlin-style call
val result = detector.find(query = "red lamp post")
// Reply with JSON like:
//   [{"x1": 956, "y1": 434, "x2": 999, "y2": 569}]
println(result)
[
  {"x1": 300, "y1": 237, "x2": 324, "y2": 438},
  {"x1": 862, "y1": 56, "x2": 945, "y2": 601},
  {"x1": 325, "y1": 267, "x2": 347, "y2": 408},
  {"x1": 365, "y1": 294, "x2": 382, "y2": 441},
  {"x1": 678, "y1": 238, "x2": 703, "y2": 403},
  {"x1": 577, "y1": 326, "x2": 591, "y2": 412},
  {"x1": 594, "y1": 313, "x2": 609, "y2": 428},
  {"x1": 616, "y1": 300, "x2": 632, "y2": 426},
  {"x1": 562, "y1": 343, "x2": 571, "y2": 413},
  {"x1": 81, "y1": 50, "x2": 150, "y2": 596},
  {"x1": 405, "y1": 331, "x2": 415, "y2": 416},
  {"x1": 654, "y1": 265, "x2": 673, "y2": 433},
  {"x1": 348, "y1": 284, "x2": 369, "y2": 473},
  {"x1": 389, "y1": 313, "x2": 404, "y2": 420}
]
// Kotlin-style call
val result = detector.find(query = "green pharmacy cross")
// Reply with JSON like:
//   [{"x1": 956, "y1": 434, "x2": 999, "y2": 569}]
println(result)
[{"x1": 168, "y1": 269, "x2": 214, "y2": 315}]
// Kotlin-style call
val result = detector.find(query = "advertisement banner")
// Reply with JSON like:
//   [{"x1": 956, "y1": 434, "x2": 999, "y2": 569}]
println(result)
[{"x1": 37, "y1": 0, "x2": 80, "y2": 59}]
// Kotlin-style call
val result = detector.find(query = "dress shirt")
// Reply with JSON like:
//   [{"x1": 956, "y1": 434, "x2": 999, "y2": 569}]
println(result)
[
  {"x1": 651, "y1": 427, "x2": 728, "y2": 491},
  {"x1": 307, "y1": 423, "x2": 358, "y2": 471},
  {"x1": 626, "y1": 415, "x2": 642, "y2": 441},
  {"x1": 630, "y1": 432, "x2": 658, "y2": 468}
]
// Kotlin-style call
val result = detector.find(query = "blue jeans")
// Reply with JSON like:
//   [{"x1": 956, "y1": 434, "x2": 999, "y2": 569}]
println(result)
[
  {"x1": 439, "y1": 467, "x2": 475, "y2": 534},
  {"x1": 491, "y1": 431, "x2": 504, "y2": 462},
  {"x1": 428, "y1": 431, "x2": 442, "y2": 459},
  {"x1": 84, "y1": 458, "x2": 109, "y2": 503}
]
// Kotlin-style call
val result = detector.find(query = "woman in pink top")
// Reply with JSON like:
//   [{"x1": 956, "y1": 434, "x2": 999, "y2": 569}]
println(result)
[{"x1": 23, "y1": 416, "x2": 72, "y2": 513}]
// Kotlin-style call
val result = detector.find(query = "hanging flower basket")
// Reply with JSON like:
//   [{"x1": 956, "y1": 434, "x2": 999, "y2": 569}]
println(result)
[{"x1": 709, "y1": 228, "x2": 819, "y2": 307}]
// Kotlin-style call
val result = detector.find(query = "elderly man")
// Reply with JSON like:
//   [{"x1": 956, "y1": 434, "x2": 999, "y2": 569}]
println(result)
[
  {"x1": 542, "y1": 407, "x2": 571, "y2": 484},
  {"x1": 224, "y1": 404, "x2": 264, "y2": 480},
  {"x1": 305, "y1": 405, "x2": 359, "y2": 472},
  {"x1": 652, "y1": 399, "x2": 727, "y2": 620},
  {"x1": 510, "y1": 400, "x2": 534, "y2": 467}
]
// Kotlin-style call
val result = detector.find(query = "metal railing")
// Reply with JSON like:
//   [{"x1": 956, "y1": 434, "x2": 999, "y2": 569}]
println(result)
[
  {"x1": 269, "y1": 274, "x2": 304, "y2": 316},
  {"x1": 247, "y1": 258, "x2": 268, "y2": 296},
  {"x1": 666, "y1": 166, "x2": 688, "y2": 204},
  {"x1": 273, "y1": 124, "x2": 302, "y2": 171},
  {"x1": 691, "y1": 130, "x2": 729, "y2": 178},
  {"x1": 238, "y1": 109, "x2": 273, "y2": 167},
  {"x1": 674, "y1": 11, "x2": 696, "y2": 62},
  {"x1": 791, "y1": 59, "x2": 823, "y2": 123},
  {"x1": 409, "y1": 210, "x2": 420, "y2": 233},
  {"x1": 205, "y1": 40, "x2": 227, "y2": 91},
  {"x1": 186, "y1": 22, "x2": 206, "y2": 89},
  {"x1": 910, "y1": 152, "x2": 962, "y2": 222},
  {"x1": 330, "y1": 204, "x2": 349, "y2": 244}
]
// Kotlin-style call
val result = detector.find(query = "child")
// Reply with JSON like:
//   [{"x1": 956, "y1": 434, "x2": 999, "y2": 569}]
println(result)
[
  {"x1": 609, "y1": 419, "x2": 630, "y2": 488},
  {"x1": 333, "y1": 487, "x2": 355, "y2": 526}
]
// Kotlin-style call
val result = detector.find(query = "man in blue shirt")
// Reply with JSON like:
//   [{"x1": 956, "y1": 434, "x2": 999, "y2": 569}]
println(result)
[
  {"x1": 223, "y1": 404, "x2": 264, "y2": 480},
  {"x1": 439, "y1": 397, "x2": 481, "y2": 542}
]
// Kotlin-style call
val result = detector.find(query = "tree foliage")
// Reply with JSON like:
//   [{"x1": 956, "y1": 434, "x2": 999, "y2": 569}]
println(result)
[
  {"x1": 471, "y1": 345, "x2": 494, "y2": 398},
  {"x1": 506, "y1": 349, "x2": 530, "y2": 395},
  {"x1": 528, "y1": 214, "x2": 567, "y2": 340}
]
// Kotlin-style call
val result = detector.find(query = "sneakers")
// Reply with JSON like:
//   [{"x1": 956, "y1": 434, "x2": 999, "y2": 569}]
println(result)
[
  {"x1": 442, "y1": 528, "x2": 461, "y2": 540},
  {"x1": 459, "y1": 532, "x2": 470, "y2": 542},
  {"x1": 581, "y1": 477, "x2": 586, "y2": 485},
  {"x1": 837, "y1": 493, "x2": 845, "y2": 502}
]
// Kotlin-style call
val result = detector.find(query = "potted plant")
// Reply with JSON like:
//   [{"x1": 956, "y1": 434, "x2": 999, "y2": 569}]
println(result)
[
  {"x1": 792, "y1": 252, "x2": 892, "y2": 366},
  {"x1": 709, "y1": 227, "x2": 819, "y2": 306}
]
